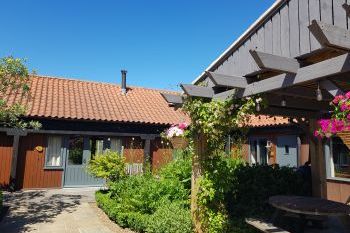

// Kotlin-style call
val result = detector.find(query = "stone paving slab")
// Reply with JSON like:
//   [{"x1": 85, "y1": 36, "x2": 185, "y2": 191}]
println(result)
[{"x1": 0, "y1": 188, "x2": 121, "y2": 233}]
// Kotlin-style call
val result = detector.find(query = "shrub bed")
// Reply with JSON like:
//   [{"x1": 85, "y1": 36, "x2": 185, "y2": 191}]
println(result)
[
  {"x1": 96, "y1": 157, "x2": 193, "y2": 233},
  {"x1": 96, "y1": 155, "x2": 306, "y2": 233}
]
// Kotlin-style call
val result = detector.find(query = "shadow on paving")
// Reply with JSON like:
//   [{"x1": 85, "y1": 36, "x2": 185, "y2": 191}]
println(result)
[{"x1": 0, "y1": 190, "x2": 81, "y2": 232}]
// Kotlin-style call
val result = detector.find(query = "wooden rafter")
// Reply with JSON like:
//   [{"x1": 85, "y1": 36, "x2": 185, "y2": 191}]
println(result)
[
  {"x1": 213, "y1": 89, "x2": 242, "y2": 101},
  {"x1": 180, "y1": 84, "x2": 214, "y2": 98},
  {"x1": 319, "y1": 79, "x2": 345, "y2": 97},
  {"x1": 249, "y1": 50, "x2": 300, "y2": 73},
  {"x1": 266, "y1": 94, "x2": 331, "y2": 111},
  {"x1": 161, "y1": 93, "x2": 184, "y2": 105},
  {"x1": 260, "y1": 106, "x2": 320, "y2": 118},
  {"x1": 242, "y1": 53, "x2": 350, "y2": 97},
  {"x1": 206, "y1": 71, "x2": 252, "y2": 88},
  {"x1": 309, "y1": 20, "x2": 350, "y2": 51},
  {"x1": 273, "y1": 87, "x2": 332, "y2": 101}
]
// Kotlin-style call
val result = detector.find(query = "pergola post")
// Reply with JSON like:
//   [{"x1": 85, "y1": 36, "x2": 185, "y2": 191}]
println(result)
[
  {"x1": 309, "y1": 119, "x2": 327, "y2": 198},
  {"x1": 191, "y1": 133, "x2": 207, "y2": 233}
]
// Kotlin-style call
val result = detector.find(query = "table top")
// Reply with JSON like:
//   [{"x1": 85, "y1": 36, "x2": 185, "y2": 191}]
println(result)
[{"x1": 269, "y1": 195, "x2": 350, "y2": 216}]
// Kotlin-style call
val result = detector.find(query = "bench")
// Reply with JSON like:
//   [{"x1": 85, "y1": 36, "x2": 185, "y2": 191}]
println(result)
[{"x1": 245, "y1": 218, "x2": 290, "y2": 233}]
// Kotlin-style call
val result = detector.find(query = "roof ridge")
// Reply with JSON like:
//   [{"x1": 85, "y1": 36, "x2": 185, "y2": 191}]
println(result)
[{"x1": 32, "y1": 74, "x2": 181, "y2": 94}]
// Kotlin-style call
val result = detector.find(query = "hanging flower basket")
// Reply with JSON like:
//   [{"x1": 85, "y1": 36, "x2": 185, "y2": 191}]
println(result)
[{"x1": 169, "y1": 136, "x2": 188, "y2": 149}]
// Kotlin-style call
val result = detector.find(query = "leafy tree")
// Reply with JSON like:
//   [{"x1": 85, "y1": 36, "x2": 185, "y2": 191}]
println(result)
[{"x1": 0, "y1": 56, "x2": 41, "y2": 129}]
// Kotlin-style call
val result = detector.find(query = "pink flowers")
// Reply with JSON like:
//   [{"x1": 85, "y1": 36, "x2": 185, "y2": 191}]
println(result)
[
  {"x1": 165, "y1": 122, "x2": 189, "y2": 139},
  {"x1": 316, "y1": 91, "x2": 350, "y2": 138}
]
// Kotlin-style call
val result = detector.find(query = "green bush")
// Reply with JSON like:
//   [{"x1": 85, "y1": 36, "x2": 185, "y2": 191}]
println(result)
[
  {"x1": 229, "y1": 163, "x2": 305, "y2": 218},
  {"x1": 96, "y1": 157, "x2": 192, "y2": 232},
  {"x1": 87, "y1": 151, "x2": 126, "y2": 183},
  {"x1": 158, "y1": 157, "x2": 192, "y2": 190},
  {"x1": 146, "y1": 202, "x2": 192, "y2": 233}
]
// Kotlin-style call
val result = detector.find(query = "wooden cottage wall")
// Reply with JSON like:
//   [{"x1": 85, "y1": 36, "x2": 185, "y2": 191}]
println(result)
[
  {"x1": 151, "y1": 137, "x2": 173, "y2": 172},
  {"x1": 16, "y1": 134, "x2": 62, "y2": 189},
  {"x1": 206, "y1": 0, "x2": 347, "y2": 79},
  {"x1": 0, "y1": 133, "x2": 13, "y2": 187},
  {"x1": 123, "y1": 137, "x2": 145, "y2": 163}
]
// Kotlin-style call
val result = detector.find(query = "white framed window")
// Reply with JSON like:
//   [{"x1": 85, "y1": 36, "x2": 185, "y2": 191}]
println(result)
[
  {"x1": 45, "y1": 135, "x2": 63, "y2": 168},
  {"x1": 326, "y1": 137, "x2": 350, "y2": 181}
]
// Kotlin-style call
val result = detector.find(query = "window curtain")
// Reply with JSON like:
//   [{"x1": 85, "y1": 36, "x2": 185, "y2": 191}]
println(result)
[
  {"x1": 46, "y1": 136, "x2": 62, "y2": 167},
  {"x1": 110, "y1": 138, "x2": 123, "y2": 155}
]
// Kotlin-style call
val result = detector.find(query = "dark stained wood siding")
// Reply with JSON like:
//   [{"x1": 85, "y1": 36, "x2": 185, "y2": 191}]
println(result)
[
  {"x1": 211, "y1": 0, "x2": 349, "y2": 78},
  {"x1": 326, "y1": 179, "x2": 350, "y2": 203},
  {"x1": 0, "y1": 133, "x2": 13, "y2": 187},
  {"x1": 16, "y1": 134, "x2": 62, "y2": 189},
  {"x1": 151, "y1": 138, "x2": 173, "y2": 172},
  {"x1": 123, "y1": 137, "x2": 145, "y2": 163}
]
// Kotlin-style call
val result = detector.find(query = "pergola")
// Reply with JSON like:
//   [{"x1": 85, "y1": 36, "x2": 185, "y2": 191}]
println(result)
[{"x1": 162, "y1": 20, "x2": 350, "y2": 198}]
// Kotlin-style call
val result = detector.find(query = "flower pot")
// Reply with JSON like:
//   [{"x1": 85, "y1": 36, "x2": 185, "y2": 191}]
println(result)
[
  {"x1": 169, "y1": 137, "x2": 188, "y2": 149},
  {"x1": 337, "y1": 131, "x2": 350, "y2": 150}
]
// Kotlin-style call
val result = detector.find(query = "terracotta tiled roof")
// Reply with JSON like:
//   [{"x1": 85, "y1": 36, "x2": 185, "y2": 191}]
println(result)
[
  {"x1": 246, "y1": 115, "x2": 290, "y2": 127},
  {"x1": 5, "y1": 75, "x2": 189, "y2": 125}
]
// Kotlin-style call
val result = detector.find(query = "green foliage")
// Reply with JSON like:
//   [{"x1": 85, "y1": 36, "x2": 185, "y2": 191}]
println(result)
[
  {"x1": 0, "y1": 56, "x2": 41, "y2": 129},
  {"x1": 158, "y1": 155, "x2": 192, "y2": 190},
  {"x1": 146, "y1": 202, "x2": 192, "y2": 233},
  {"x1": 197, "y1": 156, "x2": 307, "y2": 232},
  {"x1": 95, "y1": 157, "x2": 192, "y2": 232},
  {"x1": 182, "y1": 96, "x2": 265, "y2": 150},
  {"x1": 229, "y1": 163, "x2": 306, "y2": 218},
  {"x1": 87, "y1": 151, "x2": 126, "y2": 183}
]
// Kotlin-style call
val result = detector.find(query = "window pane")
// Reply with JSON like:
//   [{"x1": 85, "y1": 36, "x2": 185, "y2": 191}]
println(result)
[
  {"x1": 250, "y1": 140, "x2": 257, "y2": 164},
  {"x1": 68, "y1": 136, "x2": 84, "y2": 165},
  {"x1": 46, "y1": 136, "x2": 62, "y2": 167},
  {"x1": 259, "y1": 140, "x2": 268, "y2": 165},
  {"x1": 332, "y1": 137, "x2": 350, "y2": 179},
  {"x1": 90, "y1": 137, "x2": 104, "y2": 159},
  {"x1": 110, "y1": 138, "x2": 122, "y2": 154}
]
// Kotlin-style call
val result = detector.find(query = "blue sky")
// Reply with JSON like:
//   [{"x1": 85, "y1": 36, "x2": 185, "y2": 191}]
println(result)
[{"x1": 1, "y1": 0, "x2": 275, "y2": 90}]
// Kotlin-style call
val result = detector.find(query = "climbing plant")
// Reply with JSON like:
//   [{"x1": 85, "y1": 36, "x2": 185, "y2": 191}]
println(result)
[{"x1": 182, "y1": 94, "x2": 267, "y2": 233}]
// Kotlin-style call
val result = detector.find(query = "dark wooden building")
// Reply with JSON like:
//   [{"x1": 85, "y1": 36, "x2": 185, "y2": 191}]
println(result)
[{"x1": 0, "y1": 74, "x2": 188, "y2": 189}]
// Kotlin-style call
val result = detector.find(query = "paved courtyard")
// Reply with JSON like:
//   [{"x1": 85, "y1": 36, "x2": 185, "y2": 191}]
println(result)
[{"x1": 0, "y1": 188, "x2": 132, "y2": 233}]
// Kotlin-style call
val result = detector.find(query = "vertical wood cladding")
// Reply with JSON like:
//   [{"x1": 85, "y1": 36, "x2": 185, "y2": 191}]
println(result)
[
  {"x1": 16, "y1": 134, "x2": 62, "y2": 189},
  {"x1": 151, "y1": 137, "x2": 173, "y2": 172},
  {"x1": 0, "y1": 133, "x2": 13, "y2": 187},
  {"x1": 215, "y1": 0, "x2": 348, "y2": 77}
]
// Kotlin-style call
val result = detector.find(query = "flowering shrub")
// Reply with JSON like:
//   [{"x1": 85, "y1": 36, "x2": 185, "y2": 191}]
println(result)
[
  {"x1": 315, "y1": 91, "x2": 350, "y2": 138},
  {"x1": 164, "y1": 122, "x2": 189, "y2": 139}
]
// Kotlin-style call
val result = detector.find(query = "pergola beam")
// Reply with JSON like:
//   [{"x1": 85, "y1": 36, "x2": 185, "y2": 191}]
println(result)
[
  {"x1": 180, "y1": 84, "x2": 214, "y2": 98},
  {"x1": 266, "y1": 94, "x2": 331, "y2": 111},
  {"x1": 161, "y1": 93, "x2": 184, "y2": 105},
  {"x1": 206, "y1": 71, "x2": 252, "y2": 88},
  {"x1": 319, "y1": 79, "x2": 345, "y2": 97},
  {"x1": 260, "y1": 106, "x2": 320, "y2": 118},
  {"x1": 213, "y1": 89, "x2": 242, "y2": 101},
  {"x1": 273, "y1": 87, "x2": 332, "y2": 101},
  {"x1": 250, "y1": 50, "x2": 300, "y2": 73},
  {"x1": 242, "y1": 53, "x2": 350, "y2": 97},
  {"x1": 309, "y1": 20, "x2": 350, "y2": 51}
]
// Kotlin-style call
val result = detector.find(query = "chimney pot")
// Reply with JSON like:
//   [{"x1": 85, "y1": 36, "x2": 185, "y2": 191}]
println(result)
[{"x1": 121, "y1": 70, "x2": 127, "y2": 94}]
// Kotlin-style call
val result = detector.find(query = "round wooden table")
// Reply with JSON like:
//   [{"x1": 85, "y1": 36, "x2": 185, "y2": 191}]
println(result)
[
  {"x1": 269, "y1": 195, "x2": 350, "y2": 216},
  {"x1": 269, "y1": 195, "x2": 350, "y2": 232}
]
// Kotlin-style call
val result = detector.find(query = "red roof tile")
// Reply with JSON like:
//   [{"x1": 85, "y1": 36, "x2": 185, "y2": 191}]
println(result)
[{"x1": 5, "y1": 75, "x2": 189, "y2": 125}]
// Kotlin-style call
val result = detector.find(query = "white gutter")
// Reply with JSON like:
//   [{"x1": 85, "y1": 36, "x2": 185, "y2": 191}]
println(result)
[{"x1": 192, "y1": 0, "x2": 287, "y2": 84}]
